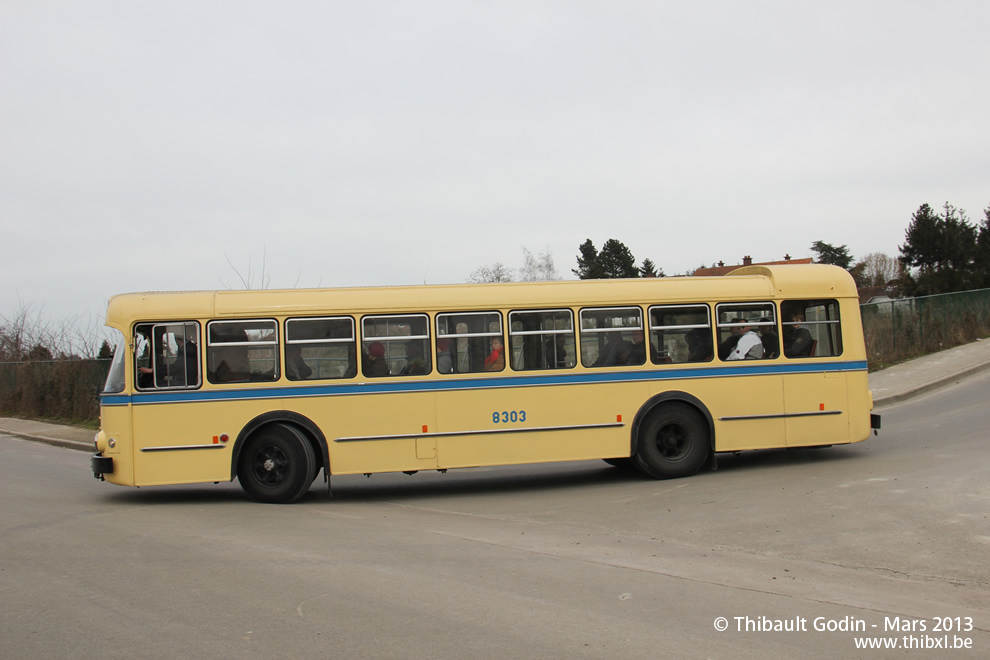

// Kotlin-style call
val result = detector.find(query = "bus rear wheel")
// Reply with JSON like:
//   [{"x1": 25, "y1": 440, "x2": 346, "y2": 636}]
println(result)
[
  {"x1": 238, "y1": 423, "x2": 316, "y2": 504},
  {"x1": 633, "y1": 403, "x2": 709, "y2": 479}
]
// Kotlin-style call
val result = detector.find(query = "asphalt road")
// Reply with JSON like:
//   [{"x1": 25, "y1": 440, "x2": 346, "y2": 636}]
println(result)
[{"x1": 2, "y1": 372, "x2": 989, "y2": 659}]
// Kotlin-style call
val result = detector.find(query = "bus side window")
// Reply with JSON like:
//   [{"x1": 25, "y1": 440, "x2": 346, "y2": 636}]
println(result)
[
  {"x1": 508, "y1": 309, "x2": 575, "y2": 370},
  {"x1": 436, "y1": 312, "x2": 503, "y2": 374},
  {"x1": 285, "y1": 316, "x2": 356, "y2": 380},
  {"x1": 781, "y1": 300, "x2": 842, "y2": 358},
  {"x1": 134, "y1": 322, "x2": 200, "y2": 390},
  {"x1": 361, "y1": 314, "x2": 431, "y2": 377},
  {"x1": 207, "y1": 319, "x2": 279, "y2": 383},
  {"x1": 715, "y1": 302, "x2": 776, "y2": 361},
  {"x1": 648, "y1": 305, "x2": 712, "y2": 363},
  {"x1": 580, "y1": 307, "x2": 646, "y2": 367}
]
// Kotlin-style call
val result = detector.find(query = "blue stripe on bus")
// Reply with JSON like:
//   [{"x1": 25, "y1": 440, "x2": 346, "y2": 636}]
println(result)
[{"x1": 99, "y1": 360, "x2": 868, "y2": 407}]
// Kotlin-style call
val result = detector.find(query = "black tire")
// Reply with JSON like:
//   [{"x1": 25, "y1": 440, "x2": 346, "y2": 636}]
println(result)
[
  {"x1": 238, "y1": 423, "x2": 316, "y2": 504},
  {"x1": 632, "y1": 403, "x2": 710, "y2": 479}
]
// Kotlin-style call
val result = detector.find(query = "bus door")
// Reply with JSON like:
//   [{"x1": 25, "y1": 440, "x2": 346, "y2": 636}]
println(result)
[
  {"x1": 712, "y1": 303, "x2": 786, "y2": 452},
  {"x1": 130, "y1": 321, "x2": 223, "y2": 485},
  {"x1": 781, "y1": 300, "x2": 848, "y2": 447}
]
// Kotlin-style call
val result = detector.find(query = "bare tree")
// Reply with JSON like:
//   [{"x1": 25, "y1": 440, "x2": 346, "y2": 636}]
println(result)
[
  {"x1": 222, "y1": 248, "x2": 273, "y2": 290},
  {"x1": 853, "y1": 252, "x2": 903, "y2": 287},
  {"x1": 468, "y1": 263, "x2": 514, "y2": 283},
  {"x1": 0, "y1": 303, "x2": 106, "y2": 361},
  {"x1": 519, "y1": 246, "x2": 559, "y2": 281}
]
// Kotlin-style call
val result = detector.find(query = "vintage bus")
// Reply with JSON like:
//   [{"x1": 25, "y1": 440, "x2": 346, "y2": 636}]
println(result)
[{"x1": 92, "y1": 264, "x2": 880, "y2": 503}]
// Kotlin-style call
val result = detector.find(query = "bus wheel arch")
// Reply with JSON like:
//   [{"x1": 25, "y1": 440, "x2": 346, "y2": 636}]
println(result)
[
  {"x1": 631, "y1": 392, "x2": 714, "y2": 479},
  {"x1": 230, "y1": 411, "x2": 329, "y2": 486}
]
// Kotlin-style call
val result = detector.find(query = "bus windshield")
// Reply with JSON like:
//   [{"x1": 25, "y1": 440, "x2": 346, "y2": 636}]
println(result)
[{"x1": 102, "y1": 330, "x2": 126, "y2": 394}]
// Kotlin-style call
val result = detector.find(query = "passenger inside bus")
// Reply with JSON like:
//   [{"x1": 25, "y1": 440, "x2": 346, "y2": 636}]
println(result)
[
  {"x1": 436, "y1": 338, "x2": 453, "y2": 373},
  {"x1": 784, "y1": 311, "x2": 814, "y2": 357},
  {"x1": 758, "y1": 317, "x2": 779, "y2": 359},
  {"x1": 400, "y1": 341, "x2": 428, "y2": 375},
  {"x1": 363, "y1": 341, "x2": 390, "y2": 377},
  {"x1": 686, "y1": 327, "x2": 713, "y2": 362},
  {"x1": 211, "y1": 327, "x2": 251, "y2": 383},
  {"x1": 595, "y1": 333, "x2": 630, "y2": 366},
  {"x1": 626, "y1": 330, "x2": 648, "y2": 365},
  {"x1": 718, "y1": 319, "x2": 746, "y2": 360},
  {"x1": 544, "y1": 335, "x2": 567, "y2": 368},
  {"x1": 285, "y1": 344, "x2": 312, "y2": 380},
  {"x1": 484, "y1": 337, "x2": 505, "y2": 371},
  {"x1": 726, "y1": 320, "x2": 764, "y2": 360}
]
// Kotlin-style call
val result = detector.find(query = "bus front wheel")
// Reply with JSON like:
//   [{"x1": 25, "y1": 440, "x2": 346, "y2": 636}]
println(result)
[
  {"x1": 633, "y1": 404, "x2": 709, "y2": 479},
  {"x1": 238, "y1": 423, "x2": 316, "y2": 504}
]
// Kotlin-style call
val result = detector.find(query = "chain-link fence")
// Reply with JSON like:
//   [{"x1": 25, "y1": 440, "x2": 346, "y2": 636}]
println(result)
[
  {"x1": 0, "y1": 359, "x2": 110, "y2": 425},
  {"x1": 861, "y1": 288, "x2": 990, "y2": 370}
]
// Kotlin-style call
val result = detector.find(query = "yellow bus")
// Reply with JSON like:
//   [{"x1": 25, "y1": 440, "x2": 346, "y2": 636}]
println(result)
[{"x1": 92, "y1": 264, "x2": 880, "y2": 503}]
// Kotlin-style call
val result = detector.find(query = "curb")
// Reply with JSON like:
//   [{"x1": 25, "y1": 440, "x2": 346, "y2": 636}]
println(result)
[
  {"x1": 0, "y1": 429, "x2": 94, "y2": 453},
  {"x1": 872, "y1": 359, "x2": 990, "y2": 409}
]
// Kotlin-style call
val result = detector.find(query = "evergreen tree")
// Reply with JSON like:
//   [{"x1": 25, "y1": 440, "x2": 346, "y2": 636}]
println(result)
[
  {"x1": 639, "y1": 258, "x2": 663, "y2": 278},
  {"x1": 596, "y1": 239, "x2": 639, "y2": 278},
  {"x1": 573, "y1": 239, "x2": 640, "y2": 279},
  {"x1": 572, "y1": 239, "x2": 602, "y2": 279},
  {"x1": 900, "y1": 202, "x2": 978, "y2": 295},
  {"x1": 98, "y1": 340, "x2": 114, "y2": 360},
  {"x1": 810, "y1": 241, "x2": 854, "y2": 269}
]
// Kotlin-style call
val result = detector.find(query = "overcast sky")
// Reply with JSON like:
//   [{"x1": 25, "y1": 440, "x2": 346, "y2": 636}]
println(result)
[{"x1": 2, "y1": 1, "x2": 988, "y2": 333}]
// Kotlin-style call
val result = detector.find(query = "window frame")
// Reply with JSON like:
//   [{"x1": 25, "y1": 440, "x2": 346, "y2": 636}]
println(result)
[
  {"x1": 206, "y1": 318, "x2": 279, "y2": 384},
  {"x1": 284, "y1": 316, "x2": 356, "y2": 380},
  {"x1": 578, "y1": 306, "x2": 646, "y2": 368},
  {"x1": 360, "y1": 313, "x2": 432, "y2": 377},
  {"x1": 435, "y1": 311, "x2": 504, "y2": 374},
  {"x1": 507, "y1": 308, "x2": 576, "y2": 371},
  {"x1": 781, "y1": 299, "x2": 843, "y2": 358},
  {"x1": 134, "y1": 321, "x2": 201, "y2": 391},
  {"x1": 714, "y1": 302, "x2": 776, "y2": 362},
  {"x1": 648, "y1": 303, "x2": 713, "y2": 364}
]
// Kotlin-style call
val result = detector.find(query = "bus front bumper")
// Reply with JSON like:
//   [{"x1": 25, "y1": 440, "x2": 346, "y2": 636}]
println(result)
[{"x1": 91, "y1": 453, "x2": 114, "y2": 480}]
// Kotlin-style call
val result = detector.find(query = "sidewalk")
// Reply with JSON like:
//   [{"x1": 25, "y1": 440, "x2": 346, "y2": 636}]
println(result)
[
  {"x1": 0, "y1": 417, "x2": 96, "y2": 452},
  {"x1": 4, "y1": 338, "x2": 990, "y2": 452},
  {"x1": 867, "y1": 337, "x2": 990, "y2": 408}
]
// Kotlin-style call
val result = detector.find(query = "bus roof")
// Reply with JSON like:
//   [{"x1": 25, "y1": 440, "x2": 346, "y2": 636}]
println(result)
[{"x1": 104, "y1": 264, "x2": 856, "y2": 330}]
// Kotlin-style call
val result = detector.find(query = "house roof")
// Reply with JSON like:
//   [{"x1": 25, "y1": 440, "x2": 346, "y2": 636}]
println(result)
[{"x1": 693, "y1": 257, "x2": 813, "y2": 277}]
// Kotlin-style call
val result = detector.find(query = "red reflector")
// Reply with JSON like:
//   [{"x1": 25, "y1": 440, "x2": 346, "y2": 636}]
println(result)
[
  {"x1": 213, "y1": 435, "x2": 219, "y2": 444},
  {"x1": 422, "y1": 425, "x2": 428, "y2": 433},
  {"x1": 820, "y1": 403, "x2": 825, "y2": 411},
  {"x1": 617, "y1": 414, "x2": 622, "y2": 423}
]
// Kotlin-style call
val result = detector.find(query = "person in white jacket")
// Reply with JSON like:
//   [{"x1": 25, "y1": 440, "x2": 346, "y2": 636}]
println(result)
[{"x1": 727, "y1": 321, "x2": 765, "y2": 360}]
